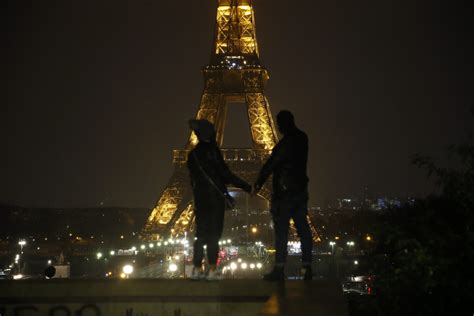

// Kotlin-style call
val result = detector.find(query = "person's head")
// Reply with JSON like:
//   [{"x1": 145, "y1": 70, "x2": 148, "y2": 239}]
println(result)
[
  {"x1": 276, "y1": 110, "x2": 296, "y2": 135},
  {"x1": 188, "y1": 119, "x2": 216, "y2": 142}
]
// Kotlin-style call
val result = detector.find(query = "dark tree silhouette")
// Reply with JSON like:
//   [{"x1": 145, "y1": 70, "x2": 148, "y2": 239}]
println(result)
[{"x1": 367, "y1": 120, "x2": 474, "y2": 315}]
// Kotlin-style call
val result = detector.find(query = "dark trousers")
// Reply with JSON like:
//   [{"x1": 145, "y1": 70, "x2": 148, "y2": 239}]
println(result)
[
  {"x1": 193, "y1": 236, "x2": 219, "y2": 267},
  {"x1": 192, "y1": 195, "x2": 225, "y2": 267},
  {"x1": 271, "y1": 191, "x2": 313, "y2": 265}
]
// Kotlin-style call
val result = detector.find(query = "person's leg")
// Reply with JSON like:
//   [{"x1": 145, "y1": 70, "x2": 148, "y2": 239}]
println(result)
[
  {"x1": 193, "y1": 236, "x2": 205, "y2": 268},
  {"x1": 205, "y1": 207, "x2": 224, "y2": 266},
  {"x1": 264, "y1": 199, "x2": 290, "y2": 281},
  {"x1": 206, "y1": 234, "x2": 219, "y2": 275},
  {"x1": 190, "y1": 234, "x2": 206, "y2": 280},
  {"x1": 192, "y1": 203, "x2": 207, "y2": 270},
  {"x1": 292, "y1": 205, "x2": 313, "y2": 266},
  {"x1": 206, "y1": 234, "x2": 218, "y2": 264},
  {"x1": 291, "y1": 194, "x2": 313, "y2": 279},
  {"x1": 274, "y1": 200, "x2": 291, "y2": 266},
  {"x1": 206, "y1": 208, "x2": 224, "y2": 281},
  {"x1": 205, "y1": 234, "x2": 222, "y2": 281}
]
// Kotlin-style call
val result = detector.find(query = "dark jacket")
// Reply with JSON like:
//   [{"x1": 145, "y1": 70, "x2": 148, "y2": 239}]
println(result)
[
  {"x1": 188, "y1": 141, "x2": 251, "y2": 214},
  {"x1": 256, "y1": 127, "x2": 309, "y2": 198}
]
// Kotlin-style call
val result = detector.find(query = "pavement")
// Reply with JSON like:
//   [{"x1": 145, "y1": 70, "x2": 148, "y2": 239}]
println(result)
[{"x1": 0, "y1": 279, "x2": 348, "y2": 316}]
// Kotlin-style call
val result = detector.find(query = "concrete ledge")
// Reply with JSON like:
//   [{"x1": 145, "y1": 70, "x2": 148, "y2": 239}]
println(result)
[{"x1": 0, "y1": 279, "x2": 348, "y2": 316}]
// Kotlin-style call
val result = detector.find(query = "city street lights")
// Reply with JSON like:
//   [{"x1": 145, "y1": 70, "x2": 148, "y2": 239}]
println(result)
[
  {"x1": 122, "y1": 264, "x2": 133, "y2": 278},
  {"x1": 18, "y1": 240, "x2": 26, "y2": 253},
  {"x1": 346, "y1": 241, "x2": 355, "y2": 250},
  {"x1": 346, "y1": 241, "x2": 355, "y2": 256},
  {"x1": 18, "y1": 240, "x2": 26, "y2": 274},
  {"x1": 329, "y1": 241, "x2": 336, "y2": 255}
]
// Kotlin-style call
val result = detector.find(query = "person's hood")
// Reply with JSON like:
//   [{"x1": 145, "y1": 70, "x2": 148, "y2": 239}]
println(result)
[{"x1": 188, "y1": 119, "x2": 215, "y2": 142}]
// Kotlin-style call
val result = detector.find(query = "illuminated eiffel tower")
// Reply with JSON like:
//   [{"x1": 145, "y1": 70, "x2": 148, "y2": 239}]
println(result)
[{"x1": 143, "y1": 0, "x2": 319, "y2": 243}]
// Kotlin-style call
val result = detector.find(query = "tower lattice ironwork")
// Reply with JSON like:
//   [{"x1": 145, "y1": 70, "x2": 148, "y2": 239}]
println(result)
[{"x1": 143, "y1": 0, "x2": 320, "y2": 243}]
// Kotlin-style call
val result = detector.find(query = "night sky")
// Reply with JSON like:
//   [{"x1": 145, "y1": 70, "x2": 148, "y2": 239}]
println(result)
[{"x1": 3, "y1": 1, "x2": 473, "y2": 208}]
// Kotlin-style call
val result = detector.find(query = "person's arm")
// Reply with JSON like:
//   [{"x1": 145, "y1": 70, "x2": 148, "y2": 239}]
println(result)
[
  {"x1": 214, "y1": 147, "x2": 252, "y2": 193},
  {"x1": 254, "y1": 139, "x2": 291, "y2": 191}
]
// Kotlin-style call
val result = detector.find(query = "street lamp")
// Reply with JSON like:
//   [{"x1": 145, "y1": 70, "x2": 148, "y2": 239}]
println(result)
[
  {"x1": 329, "y1": 241, "x2": 336, "y2": 255},
  {"x1": 18, "y1": 240, "x2": 26, "y2": 274},
  {"x1": 169, "y1": 263, "x2": 178, "y2": 273},
  {"x1": 122, "y1": 264, "x2": 134, "y2": 278},
  {"x1": 346, "y1": 241, "x2": 355, "y2": 256},
  {"x1": 18, "y1": 240, "x2": 26, "y2": 252},
  {"x1": 346, "y1": 241, "x2": 355, "y2": 249}
]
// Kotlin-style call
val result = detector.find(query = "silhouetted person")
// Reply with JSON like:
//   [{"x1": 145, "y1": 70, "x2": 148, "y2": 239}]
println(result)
[
  {"x1": 187, "y1": 119, "x2": 251, "y2": 281},
  {"x1": 254, "y1": 110, "x2": 313, "y2": 281}
]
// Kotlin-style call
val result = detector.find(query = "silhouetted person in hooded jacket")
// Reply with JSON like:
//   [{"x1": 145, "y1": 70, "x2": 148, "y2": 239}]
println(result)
[
  {"x1": 254, "y1": 110, "x2": 313, "y2": 281},
  {"x1": 187, "y1": 119, "x2": 251, "y2": 280}
]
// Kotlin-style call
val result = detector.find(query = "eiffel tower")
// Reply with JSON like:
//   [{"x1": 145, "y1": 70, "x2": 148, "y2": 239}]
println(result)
[{"x1": 143, "y1": 0, "x2": 319, "y2": 242}]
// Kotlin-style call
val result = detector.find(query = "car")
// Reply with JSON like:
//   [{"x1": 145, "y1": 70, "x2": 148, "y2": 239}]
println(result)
[
  {"x1": 342, "y1": 275, "x2": 375, "y2": 295},
  {"x1": 0, "y1": 269, "x2": 13, "y2": 280}
]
